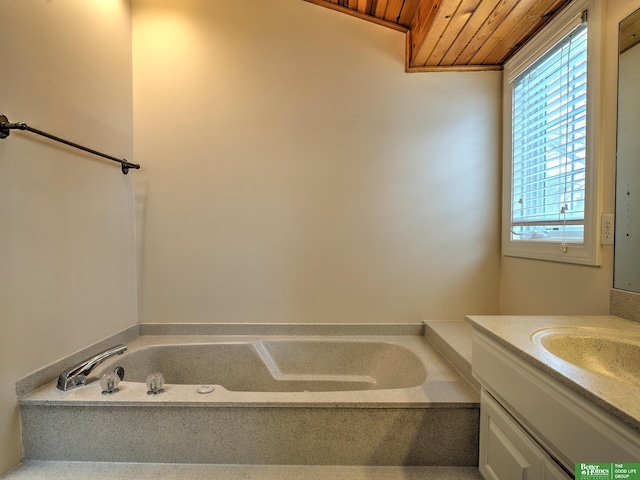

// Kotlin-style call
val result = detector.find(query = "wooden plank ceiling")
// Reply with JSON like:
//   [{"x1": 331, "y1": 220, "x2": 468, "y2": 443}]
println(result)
[
  {"x1": 619, "y1": 7, "x2": 640, "y2": 54},
  {"x1": 304, "y1": 0, "x2": 573, "y2": 71}
]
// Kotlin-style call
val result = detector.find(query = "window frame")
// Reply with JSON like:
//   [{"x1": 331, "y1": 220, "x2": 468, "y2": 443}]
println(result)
[{"x1": 502, "y1": 0, "x2": 603, "y2": 265}]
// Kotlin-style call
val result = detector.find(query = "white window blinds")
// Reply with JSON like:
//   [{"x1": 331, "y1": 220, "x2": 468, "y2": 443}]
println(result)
[{"x1": 511, "y1": 20, "x2": 588, "y2": 243}]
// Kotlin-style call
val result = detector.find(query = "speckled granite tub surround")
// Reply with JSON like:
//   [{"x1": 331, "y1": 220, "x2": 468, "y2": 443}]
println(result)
[
  {"x1": 21, "y1": 405, "x2": 479, "y2": 465},
  {"x1": 17, "y1": 324, "x2": 480, "y2": 466}
]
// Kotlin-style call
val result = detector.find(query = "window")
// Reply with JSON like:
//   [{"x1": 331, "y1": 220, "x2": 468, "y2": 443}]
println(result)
[
  {"x1": 512, "y1": 24, "x2": 587, "y2": 243},
  {"x1": 502, "y1": 0, "x2": 602, "y2": 265}
]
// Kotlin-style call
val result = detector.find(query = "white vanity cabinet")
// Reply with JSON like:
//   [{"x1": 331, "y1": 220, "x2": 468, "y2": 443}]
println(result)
[
  {"x1": 480, "y1": 389, "x2": 570, "y2": 480},
  {"x1": 472, "y1": 328, "x2": 640, "y2": 480}
]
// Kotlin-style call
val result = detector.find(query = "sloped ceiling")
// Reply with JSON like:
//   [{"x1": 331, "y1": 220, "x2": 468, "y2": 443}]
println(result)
[{"x1": 304, "y1": 0, "x2": 573, "y2": 71}]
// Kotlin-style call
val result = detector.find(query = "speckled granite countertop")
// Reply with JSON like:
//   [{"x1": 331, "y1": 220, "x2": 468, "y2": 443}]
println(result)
[{"x1": 466, "y1": 315, "x2": 640, "y2": 432}]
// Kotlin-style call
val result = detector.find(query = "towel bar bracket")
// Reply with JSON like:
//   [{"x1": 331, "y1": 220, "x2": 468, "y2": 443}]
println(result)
[
  {"x1": 0, "y1": 114, "x2": 140, "y2": 174},
  {"x1": 0, "y1": 115, "x2": 9, "y2": 139}
]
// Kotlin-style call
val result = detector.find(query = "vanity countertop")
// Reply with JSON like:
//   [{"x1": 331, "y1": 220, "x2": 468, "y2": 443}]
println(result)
[{"x1": 466, "y1": 315, "x2": 640, "y2": 432}]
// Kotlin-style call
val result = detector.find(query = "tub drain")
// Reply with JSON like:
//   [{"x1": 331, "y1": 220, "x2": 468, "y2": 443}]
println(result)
[{"x1": 197, "y1": 385, "x2": 215, "y2": 394}]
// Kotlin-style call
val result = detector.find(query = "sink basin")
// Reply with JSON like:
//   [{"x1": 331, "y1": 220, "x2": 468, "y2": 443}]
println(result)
[{"x1": 531, "y1": 326, "x2": 640, "y2": 386}]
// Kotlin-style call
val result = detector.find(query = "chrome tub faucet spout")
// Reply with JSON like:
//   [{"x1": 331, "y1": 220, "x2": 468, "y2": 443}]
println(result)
[{"x1": 57, "y1": 344, "x2": 127, "y2": 391}]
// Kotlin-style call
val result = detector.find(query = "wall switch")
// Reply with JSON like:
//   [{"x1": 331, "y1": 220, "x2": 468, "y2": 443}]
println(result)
[{"x1": 601, "y1": 213, "x2": 615, "y2": 245}]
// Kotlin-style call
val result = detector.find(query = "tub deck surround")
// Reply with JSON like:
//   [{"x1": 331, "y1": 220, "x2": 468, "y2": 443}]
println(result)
[
  {"x1": 14, "y1": 325, "x2": 139, "y2": 398},
  {"x1": 137, "y1": 322, "x2": 427, "y2": 336},
  {"x1": 20, "y1": 404, "x2": 480, "y2": 465},
  {"x1": 466, "y1": 315, "x2": 640, "y2": 432},
  {"x1": 424, "y1": 320, "x2": 479, "y2": 391},
  {"x1": 17, "y1": 323, "x2": 480, "y2": 466}
]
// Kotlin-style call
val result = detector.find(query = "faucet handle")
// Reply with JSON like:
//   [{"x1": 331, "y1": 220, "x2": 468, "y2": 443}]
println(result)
[{"x1": 57, "y1": 373, "x2": 87, "y2": 391}]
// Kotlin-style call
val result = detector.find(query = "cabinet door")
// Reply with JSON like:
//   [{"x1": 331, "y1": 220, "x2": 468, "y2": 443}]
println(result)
[{"x1": 479, "y1": 390, "x2": 545, "y2": 480}]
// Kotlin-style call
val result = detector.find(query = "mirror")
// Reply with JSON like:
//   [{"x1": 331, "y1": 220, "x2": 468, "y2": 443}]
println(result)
[{"x1": 614, "y1": 8, "x2": 640, "y2": 293}]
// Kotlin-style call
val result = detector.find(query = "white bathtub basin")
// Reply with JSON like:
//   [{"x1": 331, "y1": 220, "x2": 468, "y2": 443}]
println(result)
[
  {"x1": 531, "y1": 326, "x2": 640, "y2": 386},
  {"x1": 96, "y1": 339, "x2": 428, "y2": 392}
]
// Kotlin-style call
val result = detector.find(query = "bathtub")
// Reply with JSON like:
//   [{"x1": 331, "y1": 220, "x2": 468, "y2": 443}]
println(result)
[
  {"x1": 19, "y1": 324, "x2": 480, "y2": 466},
  {"x1": 96, "y1": 339, "x2": 427, "y2": 393}
]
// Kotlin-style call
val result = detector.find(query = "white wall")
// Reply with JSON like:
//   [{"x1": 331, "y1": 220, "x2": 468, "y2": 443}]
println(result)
[
  {"x1": 500, "y1": 0, "x2": 640, "y2": 315},
  {"x1": 133, "y1": 0, "x2": 502, "y2": 324},
  {"x1": 0, "y1": 1, "x2": 136, "y2": 473}
]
